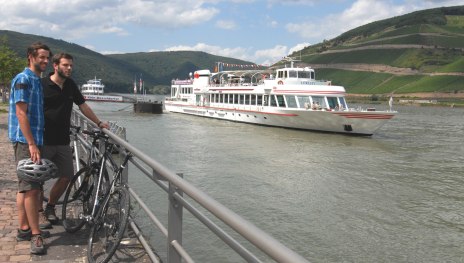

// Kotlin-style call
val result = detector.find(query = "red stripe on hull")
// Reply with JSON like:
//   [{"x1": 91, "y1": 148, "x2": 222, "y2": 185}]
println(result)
[{"x1": 333, "y1": 113, "x2": 394, "y2": 119}]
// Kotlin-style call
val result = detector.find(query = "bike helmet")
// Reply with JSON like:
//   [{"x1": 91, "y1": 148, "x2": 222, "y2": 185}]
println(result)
[{"x1": 17, "y1": 158, "x2": 58, "y2": 183}]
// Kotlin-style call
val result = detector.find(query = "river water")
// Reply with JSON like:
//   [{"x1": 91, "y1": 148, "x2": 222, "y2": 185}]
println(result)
[{"x1": 88, "y1": 100, "x2": 464, "y2": 263}]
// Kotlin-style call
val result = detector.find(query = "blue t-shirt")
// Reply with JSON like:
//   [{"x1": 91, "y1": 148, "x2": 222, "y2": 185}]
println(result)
[{"x1": 8, "y1": 68, "x2": 44, "y2": 146}]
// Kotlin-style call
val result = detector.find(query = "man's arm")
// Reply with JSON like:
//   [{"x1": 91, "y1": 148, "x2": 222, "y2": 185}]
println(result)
[
  {"x1": 78, "y1": 102, "x2": 110, "y2": 129},
  {"x1": 16, "y1": 102, "x2": 41, "y2": 162}
]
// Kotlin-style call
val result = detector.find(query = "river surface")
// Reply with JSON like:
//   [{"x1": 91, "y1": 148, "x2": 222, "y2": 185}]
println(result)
[{"x1": 88, "y1": 99, "x2": 464, "y2": 263}]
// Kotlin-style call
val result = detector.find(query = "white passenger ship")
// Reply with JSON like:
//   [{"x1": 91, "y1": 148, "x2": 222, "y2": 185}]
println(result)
[
  {"x1": 80, "y1": 77, "x2": 123, "y2": 102},
  {"x1": 81, "y1": 77, "x2": 105, "y2": 95},
  {"x1": 165, "y1": 61, "x2": 396, "y2": 135}
]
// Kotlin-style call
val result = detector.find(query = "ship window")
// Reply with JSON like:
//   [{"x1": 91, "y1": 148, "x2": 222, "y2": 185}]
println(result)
[
  {"x1": 276, "y1": 95, "x2": 285, "y2": 107},
  {"x1": 312, "y1": 96, "x2": 326, "y2": 108},
  {"x1": 285, "y1": 95, "x2": 297, "y2": 108},
  {"x1": 263, "y1": 95, "x2": 269, "y2": 106},
  {"x1": 219, "y1": 94, "x2": 223, "y2": 103},
  {"x1": 245, "y1": 94, "x2": 250, "y2": 104},
  {"x1": 327, "y1": 97, "x2": 337, "y2": 109},
  {"x1": 257, "y1": 95, "x2": 263, "y2": 105},
  {"x1": 228, "y1": 94, "x2": 233, "y2": 104},
  {"x1": 289, "y1": 70, "x2": 297, "y2": 78},
  {"x1": 234, "y1": 94, "x2": 239, "y2": 104},
  {"x1": 270, "y1": 95, "x2": 277, "y2": 107},
  {"x1": 239, "y1": 94, "x2": 244, "y2": 104},
  {"x1": 311, "y1": 71, "x2": 315, "y2": 79},
  {"x1": 251, "y1": 94, "x2": 256, "y2": 105},
  {"x1": 338, "y1": 97, "x2": 347, "y2": 109},
  {"x1": 298, "y1": 71, "x2": 311, "y2": 79},
  {"x1": 296, "y1": 96, "x2": 311, "y2": 108}
]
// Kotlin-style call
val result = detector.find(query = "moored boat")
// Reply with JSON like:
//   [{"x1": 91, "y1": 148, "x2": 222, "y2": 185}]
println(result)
[
  {"x1": 164, "y1": 61, "x2": 396, "y2": 135},
  {"x1": 81, "y1": 77, "x2": 105, "y2": 95},
  {"x1": 80, "y1": 77, "x2": 123, "y2": 102}
]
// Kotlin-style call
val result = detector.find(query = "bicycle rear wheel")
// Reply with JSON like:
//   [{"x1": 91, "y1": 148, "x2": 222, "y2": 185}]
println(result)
[
  {"x1": 61, "y1": 167, "x2": 95, "y2": 233},
  {"x1": 88, "y1": 186, "x2": 130, "y2": 263}
]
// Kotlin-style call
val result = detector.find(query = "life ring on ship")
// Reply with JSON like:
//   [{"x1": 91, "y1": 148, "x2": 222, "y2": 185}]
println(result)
[{"x1": 277, "y1": 80, "x2": 284, "y2": 85}]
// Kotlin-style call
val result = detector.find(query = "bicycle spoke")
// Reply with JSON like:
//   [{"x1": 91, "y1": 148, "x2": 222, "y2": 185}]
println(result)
[
  {"x1": 62, "y1": 167, "x2": 94, "y2": 233},
  {"x1": 88, "y1": 187, "x2": 130, "y2": 263}
]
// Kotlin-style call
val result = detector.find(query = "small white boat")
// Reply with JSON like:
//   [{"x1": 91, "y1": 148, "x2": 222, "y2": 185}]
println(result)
[
  {"x1": 80, "y1": 77, "x2": 123, "y2": 102},
  {"x1": 81, "y1": 77, "x2": 105, "y2": 95},
  {"x1": 165, "y1": 61, "x2": 396, "y2": 135}
]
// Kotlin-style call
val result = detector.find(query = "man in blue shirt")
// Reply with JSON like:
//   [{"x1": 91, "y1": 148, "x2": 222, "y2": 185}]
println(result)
[{"x1": 8, "y1": 42, "x2": 51, "y2": 255}]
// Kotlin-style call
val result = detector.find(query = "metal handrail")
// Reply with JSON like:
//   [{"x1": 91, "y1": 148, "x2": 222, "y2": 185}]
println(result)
[{"x1": 71, "y1": 109, "x2": 309, "y2": 263}]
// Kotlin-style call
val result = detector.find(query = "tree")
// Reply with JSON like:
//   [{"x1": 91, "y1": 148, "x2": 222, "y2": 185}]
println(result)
[{"x1": 0, "y1": 36, "x2": 26, "y2": 103}]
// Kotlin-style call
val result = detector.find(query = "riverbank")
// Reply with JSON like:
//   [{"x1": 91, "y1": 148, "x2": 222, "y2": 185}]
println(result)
[
  {"x1": 346, "y1": 92, "x2": 464, "y2": 107},
  {"x1": 0, "y1": 110, "x2": 151, "y2": 262}
]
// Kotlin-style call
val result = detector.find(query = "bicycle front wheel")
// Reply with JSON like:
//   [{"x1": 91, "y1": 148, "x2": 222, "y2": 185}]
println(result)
[
  {"x1": 88, "y1": 187, "x2": 130, "y2": 263},
  {"x1": 62, "y1": 167, "x2": 95, "y2": 233},
  {"x1": 43, "y1": 158, "x2": 86, "y2": 205}
]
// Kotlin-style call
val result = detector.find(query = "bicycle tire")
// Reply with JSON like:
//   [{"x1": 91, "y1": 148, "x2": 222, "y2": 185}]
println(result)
[
  {"x1": 61, "y1": 166, "x2": 95, "y2": 233},
  {"x1": 42, "y1": 158, "x2": 86, "y2": 205},
  {"x1": 87, "y1": 186, "x2": 130, "y2": 263}
]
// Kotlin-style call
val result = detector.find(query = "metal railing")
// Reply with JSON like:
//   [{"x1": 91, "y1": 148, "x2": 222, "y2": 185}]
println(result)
[{"x1": 71, "y1": 109, "x2": 310, "y2": 263}]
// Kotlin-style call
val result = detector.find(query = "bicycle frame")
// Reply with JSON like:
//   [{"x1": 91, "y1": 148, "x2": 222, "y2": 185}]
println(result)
[
  {"x1": 80, "y1": 129, "x2": 132, "y2": 223},
  {"x1": 91, "y1": 148, "x2": 132, "y2": 222}
]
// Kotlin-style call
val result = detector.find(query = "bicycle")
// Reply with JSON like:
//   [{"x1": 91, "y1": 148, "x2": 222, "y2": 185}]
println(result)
[
  {"x1": 61, "y1": 129, "x2": 131, "y2": 263},
  {"x1": 42, "y1": 125, "x2": 86, "y2": 205}
]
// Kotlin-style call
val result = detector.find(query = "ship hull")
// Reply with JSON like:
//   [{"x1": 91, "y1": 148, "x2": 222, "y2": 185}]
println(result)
[{"x1": 165, "y1": 101, "x2": 394, "y2": 135}]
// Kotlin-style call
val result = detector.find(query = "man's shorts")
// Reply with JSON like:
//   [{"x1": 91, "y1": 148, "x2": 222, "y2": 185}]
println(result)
[
  {"x1": 13, "y1": 142, "x2": 43, "y2": 193},
  {"x1": 42, "y1": 145, "x2": 74, "y2": 179}
]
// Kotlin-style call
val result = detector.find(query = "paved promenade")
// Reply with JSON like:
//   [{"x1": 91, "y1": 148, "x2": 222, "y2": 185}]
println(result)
[{"x1": 0, "y1": 111, "x2": 151, "y2": 262}]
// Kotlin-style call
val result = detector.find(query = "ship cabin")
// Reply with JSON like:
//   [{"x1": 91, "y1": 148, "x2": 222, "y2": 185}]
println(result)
[
  {"x1": 81, "y1": 78, "x2": 105, "y2": 95},
  {"x1": 169, "y1": 66, "x2": 348, "y2": 112}
]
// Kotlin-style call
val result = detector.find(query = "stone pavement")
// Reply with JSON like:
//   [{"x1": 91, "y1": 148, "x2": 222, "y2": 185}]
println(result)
[{"x1": 0, "y1": 111, "x2": 152, "y2": 262}]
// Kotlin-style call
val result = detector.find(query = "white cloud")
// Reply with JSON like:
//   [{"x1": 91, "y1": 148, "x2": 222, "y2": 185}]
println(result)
[
  {"x1": 0, "y1": 0, "x2": 219, "y2": 40},
  {"x1": 164, "y1": 43, "x2": 250, "y2": 60},
  {"x1": 254, "y1": 45, "x2": 288, "y2": 65},
  {"x1": 2, "y1": 0, "x2": 462, "y2": 66},
  {"x1": 216, "y1": 20, "x2": 237, "y2": 30},
  {"x1": 163, "y1": 43, "x2": 291, "y2": 65},
  {"x1": 289, "y1": 43, "x2": 310, "y2": 55},
  {"x1": 286, "y1": 0, "x2": 464, "y2": 42}
]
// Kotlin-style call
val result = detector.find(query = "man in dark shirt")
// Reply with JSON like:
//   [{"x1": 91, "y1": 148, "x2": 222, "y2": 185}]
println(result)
[{"x1": 41, "y1": 53, "x2": 109, "y2": 225}]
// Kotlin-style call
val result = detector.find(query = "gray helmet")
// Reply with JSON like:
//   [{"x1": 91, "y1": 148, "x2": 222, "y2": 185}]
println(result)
[{"x1": 17, "y1": 159, "x2": 58, "y2": 183}]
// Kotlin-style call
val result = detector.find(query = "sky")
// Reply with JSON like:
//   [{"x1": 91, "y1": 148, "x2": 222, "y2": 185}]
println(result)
[{"x1": 0, "y1": 0, "x2": 462, "y2": 65}]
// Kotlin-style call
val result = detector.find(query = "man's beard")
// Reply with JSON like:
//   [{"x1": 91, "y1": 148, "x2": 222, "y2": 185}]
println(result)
[
  {"x1": 33, "y1": 62, "x2": 43, "y2": 73},
  {"x1": 57, "y1": 68, "x2": 70, "y2": 79}
]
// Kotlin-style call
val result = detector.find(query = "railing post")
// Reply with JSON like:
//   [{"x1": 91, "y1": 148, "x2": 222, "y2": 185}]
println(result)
[
  {"x1": 119, "y1": 127, "x2": 129, "y2": 185},
  {"x1": 167, "y1": 173, "x2": 184, "y2": 263}
]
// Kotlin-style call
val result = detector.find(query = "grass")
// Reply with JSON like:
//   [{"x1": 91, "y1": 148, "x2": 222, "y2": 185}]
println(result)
[
  {"x1": 372, "y1": 75, "x2": 423, "y2": 94},
  {"x1": 316, "y1": 68, "x2": 464, "y2": 94},
  {"x1": 304, "y1": 49, "x2": 407, "y2": 64},
  {"x1": 396, "y1": 75, "x2": 464, "y2": 93},
  {"x1": 437, "y1": 57, "x2": 464, "y2": 72}
]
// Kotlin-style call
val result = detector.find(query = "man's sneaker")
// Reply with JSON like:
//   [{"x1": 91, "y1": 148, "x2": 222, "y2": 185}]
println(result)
[
  {"x1": 44, "y1": 206, "x2": 59, "y2": 224},
  {"x1": 39, "y1": 211, "x2": 52, "y2": 229},
  {"x1": 16, "y1": 228, "x2": 50, "y2": 241},
  {"x1": 30, "y1": 234, "x2": 46, "y2": 255}
]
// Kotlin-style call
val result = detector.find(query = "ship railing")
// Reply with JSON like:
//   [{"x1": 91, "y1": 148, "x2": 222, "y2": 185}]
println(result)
[{"x1": 71, "y1": 109, "x2": 310, "y2": 263}]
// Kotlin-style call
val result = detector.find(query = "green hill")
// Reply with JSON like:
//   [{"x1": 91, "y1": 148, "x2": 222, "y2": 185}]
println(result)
[
  {"x1": 1, "y1": 5, "x2": 463, "y2": 97},
  {"x1": 288, "y1": 5, "x2": 464, "y2": 96},
  {"x1": 0, "y1": 30, "x2": 258, "y2": 94}
]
